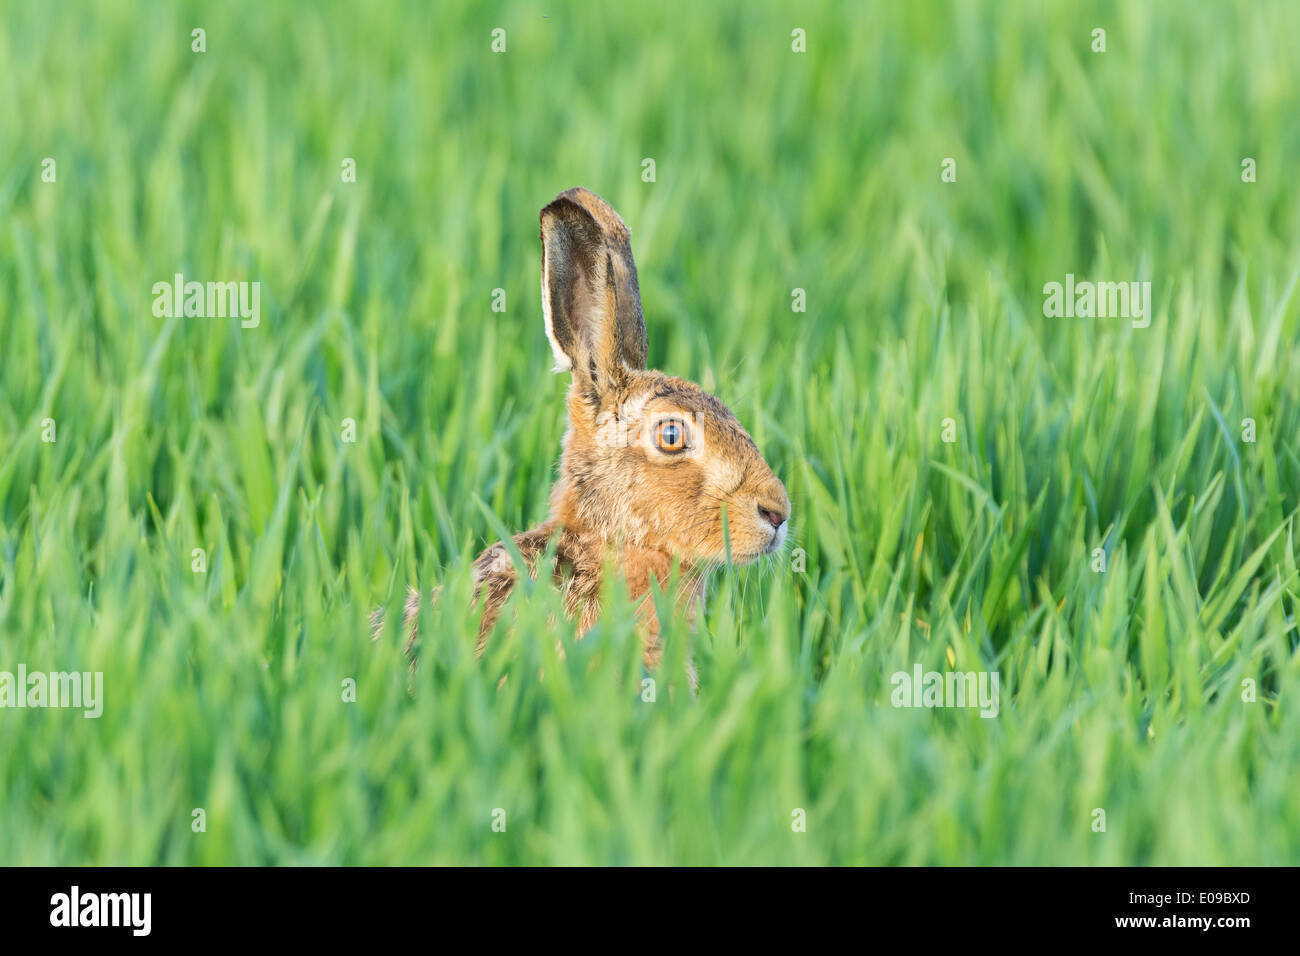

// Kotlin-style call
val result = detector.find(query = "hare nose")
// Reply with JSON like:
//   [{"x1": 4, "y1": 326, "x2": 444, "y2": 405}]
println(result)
[{"x1": 757, "y1": 503, "x2": 788, "y2": 530}]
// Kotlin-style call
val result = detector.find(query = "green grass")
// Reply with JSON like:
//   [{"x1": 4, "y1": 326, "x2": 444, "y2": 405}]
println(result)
[{"x1": 2, "y1": 0, "x2": 1299, "y2": 865}]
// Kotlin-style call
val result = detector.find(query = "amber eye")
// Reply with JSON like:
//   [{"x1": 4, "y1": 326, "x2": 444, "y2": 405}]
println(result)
[{"x1": 654, "y1": 418, "x2": 688, "y2": 453}]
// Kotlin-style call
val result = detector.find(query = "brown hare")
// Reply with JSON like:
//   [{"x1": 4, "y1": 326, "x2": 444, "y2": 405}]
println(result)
[{"x1": 388, "y1": 187, "x2": 790, "y2": 685}]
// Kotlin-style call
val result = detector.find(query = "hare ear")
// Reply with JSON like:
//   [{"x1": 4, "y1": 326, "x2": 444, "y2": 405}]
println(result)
[
  {"x1": 539, "y1": 190, "x2": 647, "y2": 391},
  {"x1": 555, "y1": 187, "x2": 647, "y2": 370}
]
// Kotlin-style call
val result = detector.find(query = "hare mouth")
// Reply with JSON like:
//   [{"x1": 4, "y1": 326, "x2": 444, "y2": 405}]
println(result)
[
  {"x1": 760, "y1": 524, "x2": 787, "y2": 556},
  {"x1": 731, "y1": 528, "x2": 784, "y2": 562}
]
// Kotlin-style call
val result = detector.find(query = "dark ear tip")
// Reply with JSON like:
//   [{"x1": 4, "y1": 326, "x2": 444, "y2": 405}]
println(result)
[
  {"x1": 553, "y1": 187, "x2": 631, "y2": 241},
  {"x1": 540, "y1": 193, "x2": 583, "y2": 219},
  {"x1": 540, "y1": 194, "x2": 606, "y2": 249}
]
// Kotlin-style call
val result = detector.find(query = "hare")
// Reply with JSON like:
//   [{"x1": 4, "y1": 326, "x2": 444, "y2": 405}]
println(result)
[{"x1": 388, "y1": 187, "x2": 790, "y2": 684}]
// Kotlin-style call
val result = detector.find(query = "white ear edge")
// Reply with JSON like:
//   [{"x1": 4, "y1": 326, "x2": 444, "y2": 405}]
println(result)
[{"x1": 540, "y1": 254, "x2": 572, "y2": 372}]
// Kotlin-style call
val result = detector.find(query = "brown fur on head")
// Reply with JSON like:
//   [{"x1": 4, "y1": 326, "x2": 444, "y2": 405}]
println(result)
[{"x1": 394, "y1": 187, "x2": 789, "y2": 683}]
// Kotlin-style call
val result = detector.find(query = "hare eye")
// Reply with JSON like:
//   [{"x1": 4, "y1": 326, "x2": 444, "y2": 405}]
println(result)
[{"x1": 654, "y1": 419, "x2": 688, "y2": 454}]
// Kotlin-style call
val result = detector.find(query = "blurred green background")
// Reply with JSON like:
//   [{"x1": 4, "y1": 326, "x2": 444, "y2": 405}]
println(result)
[{"x1": 1, "y1": 0, "x2": 1298, "y2": 864}]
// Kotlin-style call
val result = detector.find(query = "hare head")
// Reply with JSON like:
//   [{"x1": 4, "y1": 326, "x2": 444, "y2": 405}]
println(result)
[
  {"x1": 539, "y1": 187, "x2": 790, "y2": 567},
  {"x1": 392, "y1": 187, "x2": 790, "y2": 676}
]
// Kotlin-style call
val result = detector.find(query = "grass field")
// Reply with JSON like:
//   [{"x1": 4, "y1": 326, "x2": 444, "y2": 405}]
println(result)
[{"x1": 2, "y1": 0, "x2": 1298, "y2": 865}]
